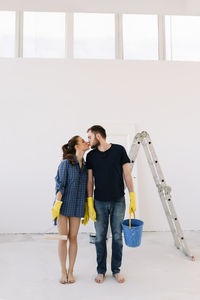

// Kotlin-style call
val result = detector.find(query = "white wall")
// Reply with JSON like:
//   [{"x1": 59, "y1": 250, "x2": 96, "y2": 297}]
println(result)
[
  {"x1": 1, "y1": 0, "x2": 200, "y2": 15},
  {"x1": 0, "y1": 58, "x2": 200, "y2": 233}
]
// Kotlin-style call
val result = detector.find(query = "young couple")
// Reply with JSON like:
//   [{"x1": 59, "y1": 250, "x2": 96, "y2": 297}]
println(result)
[{"x1": 51, "y1": 125, "x2": 136, "y2": 284}]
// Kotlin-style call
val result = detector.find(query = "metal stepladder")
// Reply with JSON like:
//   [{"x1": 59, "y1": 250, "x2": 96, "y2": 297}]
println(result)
[{"x1": 129, "y1": 131, "x2": 195, "y2": 261}]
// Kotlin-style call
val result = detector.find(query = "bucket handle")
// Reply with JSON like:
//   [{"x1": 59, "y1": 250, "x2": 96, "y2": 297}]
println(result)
[{"x1": 129, "y1": 211, "x2": 136, "y2": 229}]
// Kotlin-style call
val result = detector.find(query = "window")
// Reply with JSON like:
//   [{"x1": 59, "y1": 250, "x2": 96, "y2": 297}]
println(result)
[
  {"x1": 0, "y1": 11, "x2": 16, "y2": 57},
  {"x1": 23, "y1": 12, "x2": 66, "y2": 58},
  {"x1": 165, "y1": 16, "x2": 200, "y2": 61},
  {"x1": 123, "y1": 14, "x2": 158, "y2": 60},
  {"x1": 74, "y1": 13, "x2": 115, "y2": 59}
]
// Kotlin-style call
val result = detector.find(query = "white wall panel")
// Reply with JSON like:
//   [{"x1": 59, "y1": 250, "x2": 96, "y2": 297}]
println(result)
[{"x1": 0, "y1": 59, "x2": 200, "y2": 233}]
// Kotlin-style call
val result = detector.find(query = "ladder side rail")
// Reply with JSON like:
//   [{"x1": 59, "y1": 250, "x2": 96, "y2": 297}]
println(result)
[
  {"x1": 145, "y1": 134, "x2": 167, "y2": 187},
  {"x1": 159, "y1": 191, "x2": 182, "y2": 249},
  {"x1": 164, "y1": 190, "x2": 185, "y2": 236},
  {"x1": 129, "y1": 135, "x2": 143, "y2": 172},
  {"x1": 164, "y1": 190, "x2": 192, "y2": 257},
  {"x1": 145, "y1": 133, "x2": 193, "y2": 258},
  {"x1": 142, "y1": 139, "x2": 164, "y2": 187},
  {"x1": 129, "y1": 141, "x2": 141, "y2": 160},
  {"x1": 129, "y1": 142, "x2": 141, "y2": 171},
  {"x1": 129, "y1": 133, "x2": 143, "y2": 161},
  {"x1": 145, "y1": 134, "x2": 191, "y2": 254},
  {"x1": 146, "y1": 139, "x2": 184, "y2": 225},
  {"x1": 130, "y1": 135, "x2": 178, "y2": 240},
  {"x1": 129, "y1": 131, "x2": 194, "y2": 260},
  {"x1": 142, "y1": 138, "x2": 182, "y2": 248},
  {"x1": 144, "y1": 136, "x2": 184, "y2": 229}
]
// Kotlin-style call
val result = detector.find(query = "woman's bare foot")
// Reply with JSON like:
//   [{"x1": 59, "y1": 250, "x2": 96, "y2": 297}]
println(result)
[
  {"x1": 95, "y1": 274, "x2": 104, "y2": 283},
  {"x1": 59, "y1": 271, "x2": 68, "y2": 284},
  {"x1": 68, "y1": 271, "x2": 75, "y2": 284},
  {"x1": 113, "y1": 273, "x2": 125, "y2": 283}
]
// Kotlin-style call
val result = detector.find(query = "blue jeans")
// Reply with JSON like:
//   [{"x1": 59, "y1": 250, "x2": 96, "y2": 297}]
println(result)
[{"x1": 94, "y1": 197, "x2": 125, "y2": 275}]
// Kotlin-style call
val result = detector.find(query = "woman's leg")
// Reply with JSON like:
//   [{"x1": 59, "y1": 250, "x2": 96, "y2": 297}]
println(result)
[
  {"x1": 68, "y1": 217, "x2": 81, "y2": 283},
  {"x1": 57, "y1": 214, "x2": 69, "y2": 284}
]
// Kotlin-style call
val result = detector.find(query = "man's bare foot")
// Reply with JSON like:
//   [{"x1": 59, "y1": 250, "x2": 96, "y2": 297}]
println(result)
[
  {"x1": 113, "y1": 273, "x2": 125, "y2": 283},
  {"x1": 59, "y1": 271, "x2": 68, "y2": 284},
  {"x1": 68, "y1": 271, "x2": 75, "y2": 284},
  {"x1": 95, "y1": 274, "x2": 104, "y2": 283}
]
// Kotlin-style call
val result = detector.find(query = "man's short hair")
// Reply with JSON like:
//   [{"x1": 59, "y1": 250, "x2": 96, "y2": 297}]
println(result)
[{"x1": 87, "y1": 125, "x2": 106, "y2": 139}]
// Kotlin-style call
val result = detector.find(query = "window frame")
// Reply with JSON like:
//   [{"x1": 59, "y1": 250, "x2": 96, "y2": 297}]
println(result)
[{"x1": 0, "y1": 8, "x2": 199, "y2": 62}]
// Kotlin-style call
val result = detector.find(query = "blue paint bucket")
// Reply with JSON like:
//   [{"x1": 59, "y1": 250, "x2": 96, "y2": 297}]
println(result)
[{"x1": 122, "y1": 218, "x2": 144, "y2": 247}]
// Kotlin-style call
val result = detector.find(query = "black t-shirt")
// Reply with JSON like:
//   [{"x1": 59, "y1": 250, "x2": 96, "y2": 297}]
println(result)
[{"x1": 86, "y1": 144, "x2": 130, "y2": 201}]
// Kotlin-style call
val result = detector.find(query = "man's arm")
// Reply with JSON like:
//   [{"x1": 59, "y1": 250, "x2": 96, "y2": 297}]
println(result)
[
  {"x1": 87, "y1": 169, "x2": 96, "y2": 222},
  {"x1": 123, "y1": 163, "x2": 134, "y2": 192},
  {"x1": 123, "y1": 163, "x2": 136, "y2": 214},
  {"x1": 87, "y1": 169, "x2": 94, "y2": 197}
]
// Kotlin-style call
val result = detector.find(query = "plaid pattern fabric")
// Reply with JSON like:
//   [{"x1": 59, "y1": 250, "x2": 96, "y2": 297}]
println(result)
[{"x1": 55, "y1": 156, "x2": 87, "y2": 217}]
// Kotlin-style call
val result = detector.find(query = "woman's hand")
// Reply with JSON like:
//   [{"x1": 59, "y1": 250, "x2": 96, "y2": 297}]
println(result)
[{"x1": 51, "y1": 200, "x2": 62, "y2": 222}]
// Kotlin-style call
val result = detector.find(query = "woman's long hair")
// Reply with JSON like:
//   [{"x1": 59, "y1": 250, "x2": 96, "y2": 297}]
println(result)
[{"x1": 62, "y1": 135, "x2": 79, "y2": 165}]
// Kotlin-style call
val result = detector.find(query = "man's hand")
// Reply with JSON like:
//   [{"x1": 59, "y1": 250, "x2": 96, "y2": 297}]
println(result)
[
  {"x1": 129, "y1": 192, "x2": 136, "y2": 216},
  {"x1": 82, "y1": 201, "x2": 89, "y2": 225},
  {"x1": 87, "y1": 197, "x2": 96, "y2": 222}
]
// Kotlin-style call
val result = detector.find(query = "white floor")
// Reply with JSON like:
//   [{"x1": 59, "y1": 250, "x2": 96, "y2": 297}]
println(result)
[{"x1": 0, "y1": 231, "x2": 199, "y2": 300}]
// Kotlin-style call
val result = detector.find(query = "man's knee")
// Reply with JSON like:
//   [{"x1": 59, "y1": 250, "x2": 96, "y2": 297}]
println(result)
[
  {"x1": 95, "y1": 229, "x2": 107, "y2": 243},
  {"x1": 112, "y1": 231, "x2": 122, "y2": 242}
]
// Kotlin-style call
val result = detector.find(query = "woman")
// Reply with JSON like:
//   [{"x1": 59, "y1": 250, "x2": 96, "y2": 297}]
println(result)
[{"x1": 51, "y1": 135, "x2": 89, "y2": 284}]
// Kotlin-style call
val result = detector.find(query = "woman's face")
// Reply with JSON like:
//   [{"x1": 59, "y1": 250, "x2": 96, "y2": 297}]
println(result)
[{"x1": 76, "y1": 137, "x2": 89, "y2": 151}]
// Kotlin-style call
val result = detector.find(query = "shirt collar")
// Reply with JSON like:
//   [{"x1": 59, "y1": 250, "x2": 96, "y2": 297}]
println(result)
[{"x1": 72, "y1": 155, "x2": 85, "y2": 165}]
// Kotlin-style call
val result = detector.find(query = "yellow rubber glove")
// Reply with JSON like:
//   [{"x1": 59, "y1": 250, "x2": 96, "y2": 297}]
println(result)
[
  {"x1": 129, "y1": 192, "x2": 136, "y2": 216},
  {"x1": 82, "y1": 201, "x2": 89, "y2": 226},
  {"x1": 87, "y1": 197, "x2": 96, "y2": 222},
  {"x1": 51, "y1": 200, "x2": 62, "y2": 222}
]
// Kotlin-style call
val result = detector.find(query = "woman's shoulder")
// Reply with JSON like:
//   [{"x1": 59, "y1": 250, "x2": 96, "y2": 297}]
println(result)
[
  {"x1": 58, "y1": 159, "x2": 70, "y2": 169},
  {"x1": 62, "y1": 158, "x2": 70, "y2": 163}
]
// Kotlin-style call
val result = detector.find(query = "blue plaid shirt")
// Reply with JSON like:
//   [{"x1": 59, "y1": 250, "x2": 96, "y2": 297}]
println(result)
[{"x1": 55, "y1": 155, "x2": 88, "y2": 217}]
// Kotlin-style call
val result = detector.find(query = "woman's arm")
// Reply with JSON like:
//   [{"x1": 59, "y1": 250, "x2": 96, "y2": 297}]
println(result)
[
  {"x1": 56, "y1": 190, "x2": 62, "y2": 201},
  {"x1": 55, "y1": 160, "x2": 69, "y2": 195}
]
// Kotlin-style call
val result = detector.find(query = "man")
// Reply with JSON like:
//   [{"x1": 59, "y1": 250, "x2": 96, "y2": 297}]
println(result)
[{"x1": 86, "y1": 125, "x2": 136, "y2": 284}]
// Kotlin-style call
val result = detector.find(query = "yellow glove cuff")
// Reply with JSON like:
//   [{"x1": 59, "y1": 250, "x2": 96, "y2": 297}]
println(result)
[
  {"x1": 53, "y1": 200, "x2": 62, "y2": 210},
  {"x1": 87, "y1": 197, "x2": 96, "y2": 222},
  {"x1": 129, "y1": 192, "x2": 135, "y2": 199},
  {"x1": 129, "y1": 192, "x2": 136, "y2": 214},
  {"x1": 87, "y1": 197, "x2": 94, "y2": 205}
]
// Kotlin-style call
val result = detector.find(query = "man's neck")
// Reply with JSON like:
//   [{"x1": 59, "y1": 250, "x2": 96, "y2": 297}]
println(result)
[{"x1": 97, "y1": 141, "x2": 111, "y2": 152}]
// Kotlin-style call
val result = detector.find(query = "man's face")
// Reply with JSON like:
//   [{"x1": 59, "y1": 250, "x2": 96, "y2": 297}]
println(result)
[{"x1": 87, "y1": 130, "x2": 100, "y2": 149}]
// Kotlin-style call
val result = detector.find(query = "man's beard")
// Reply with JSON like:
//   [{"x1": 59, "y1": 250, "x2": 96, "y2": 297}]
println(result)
[{"x1": 91, "y1": 138, "x2": 100, "y2": 149}]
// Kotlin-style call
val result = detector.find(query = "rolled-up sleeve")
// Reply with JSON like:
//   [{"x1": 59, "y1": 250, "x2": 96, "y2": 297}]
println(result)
[{"x1": 55, "y1": 160, "x2": 69, "y2": 195}]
